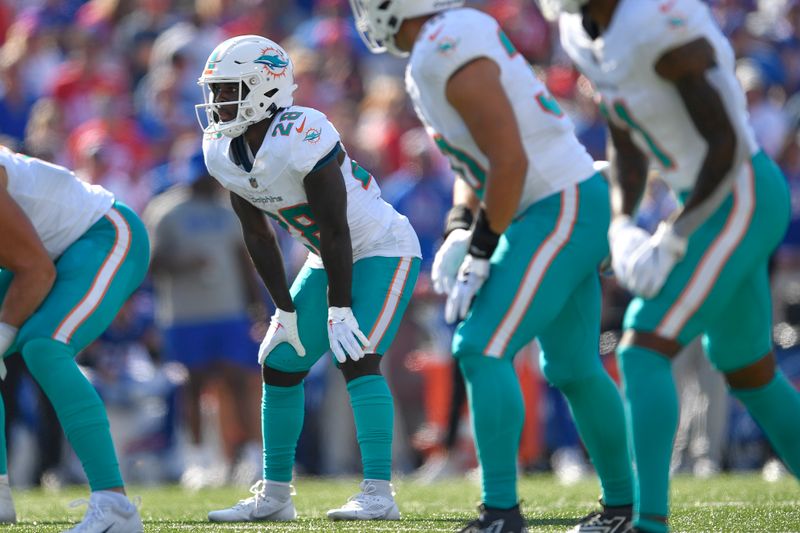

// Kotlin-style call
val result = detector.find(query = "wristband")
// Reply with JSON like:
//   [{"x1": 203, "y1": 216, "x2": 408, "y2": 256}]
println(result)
[
  {"x1": 443, "y1": 204, "x2": 474, "y2": 238},
  {"x1": 468, "y1": 209, "x2": 501, "y2": 259}
]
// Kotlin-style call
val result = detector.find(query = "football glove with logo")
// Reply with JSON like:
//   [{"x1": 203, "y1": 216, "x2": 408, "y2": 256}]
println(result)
[
  {"x1": 623, "y1": 221, "x2": 687, "y2": 298},
  {"x1": 432, "y1": 228, "x2": 471, "y2": 295},
  {"x1": 327, "y1": 307, "x2": 371, "y2": 363},
  {"x1": 258, "y1": 309, "x2": 306, "y2": 365},
  {"x1": 445, "y1": 255, "x2": 490, "y2": 324}
]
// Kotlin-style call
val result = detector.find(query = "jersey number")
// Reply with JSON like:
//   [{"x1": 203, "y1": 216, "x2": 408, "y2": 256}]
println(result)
[
  {"x1": 267, "y1": 204, "x2": 321, "y2": 254},
  {"x1": 272, "y1": 111, "x2": 304, "y2": 137},
  {"x1": 350, "y1": 160, "x2": 372, "y2": 190}
]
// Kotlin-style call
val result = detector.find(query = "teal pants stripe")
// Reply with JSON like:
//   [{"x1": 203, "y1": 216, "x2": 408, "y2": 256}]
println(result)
[{"x1": 0, "y1": 202, "x2": 150, "y2": 490}]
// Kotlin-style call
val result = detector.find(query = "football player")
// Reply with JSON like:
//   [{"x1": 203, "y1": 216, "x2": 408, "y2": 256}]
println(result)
[
  {"x1": 0, "y1": 147, "x2": 149, "y2": 532},
  {"x1": 547, "y1": 0, "x2": 800, "y2": 530},
  {"x1": 197, "y1": 35, "x2": 421, "y2": 522},
  {"x1": 350, "y1": 2, "x2": 634, "y2": 532}
]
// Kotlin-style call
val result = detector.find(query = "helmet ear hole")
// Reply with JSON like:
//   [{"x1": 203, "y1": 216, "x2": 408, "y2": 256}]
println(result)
[{"x1": 265, "y1": 88, "x2": 278, "y2": 98}]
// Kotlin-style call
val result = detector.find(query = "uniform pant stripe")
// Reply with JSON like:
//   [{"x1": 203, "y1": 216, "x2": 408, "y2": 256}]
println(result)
[
  {"x1": 485, "y1": 186, "x2": 579, "y2": 357},
  {"x1": 656, "y1": 164, "x2": 755, "y2": 339},
  {"x1": 367, "y1": 257, "x2": 412, "y2": 352},
  {"x1": 53, "y1": 208, "x2": 132, "y2": 344}
]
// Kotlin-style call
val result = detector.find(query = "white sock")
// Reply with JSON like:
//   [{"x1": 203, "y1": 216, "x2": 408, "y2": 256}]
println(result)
[
  {"x1": 365, "y1": 479, "x2": 393, "y2": 498},
  {"x1": 264, "y1": 480, "x2": 292, "y2": 501}
]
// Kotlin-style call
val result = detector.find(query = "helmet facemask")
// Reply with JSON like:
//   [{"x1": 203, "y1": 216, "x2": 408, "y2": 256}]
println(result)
[{"x1": 196, "y1": 75, "x2": 278, "y2": 138}]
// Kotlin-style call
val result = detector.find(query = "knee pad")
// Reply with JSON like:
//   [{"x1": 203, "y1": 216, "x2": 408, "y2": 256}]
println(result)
[
  {"x1": 262, "y1": 365, "x2": 308, "y2": 387},
  {"x1": 339, "y1": 354, "x2": 382, "y2": 382}
]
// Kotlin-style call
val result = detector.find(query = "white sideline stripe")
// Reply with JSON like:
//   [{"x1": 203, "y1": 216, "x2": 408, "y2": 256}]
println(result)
[
  {"x1": 368, "y1": 257, "x2": 412, "y2": 349},
  {"x1": 485, "y1": 186, "x2": 578, "y2": 357},
  {"x1": 656, "y1": 167, "x2": 754, "y2": 339},
  {"x1": 54, "y1": 208, "x2": 131, "y2": 343}
]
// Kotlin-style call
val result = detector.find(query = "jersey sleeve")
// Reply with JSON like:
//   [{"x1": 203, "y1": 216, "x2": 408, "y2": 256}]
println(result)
[
  {"x1": 287, "y1": 108, "x2": 342, "y2": 179},
  {"x1": 414, "y1": 10, "x2": 507, "y2": 93}
]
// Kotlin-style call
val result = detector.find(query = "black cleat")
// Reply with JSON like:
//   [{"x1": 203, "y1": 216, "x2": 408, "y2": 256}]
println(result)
[
  {"x1": 459, "y1": 504, "x2": 528, "y2": 533},
  {"x1": 567, "y1": 502, "x2": 633, "y2": 532}
]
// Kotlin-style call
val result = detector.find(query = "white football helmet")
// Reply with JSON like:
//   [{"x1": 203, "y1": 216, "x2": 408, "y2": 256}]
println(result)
[
  {"x1": 349, "y1": 0, "x2": 465, "y2": 57},
  {"x1": 537, "y1": 0, "x2": 589, "y2": 21},
  {"x1": 196, "y1": 35, "x2": 297, "y2": 138}
]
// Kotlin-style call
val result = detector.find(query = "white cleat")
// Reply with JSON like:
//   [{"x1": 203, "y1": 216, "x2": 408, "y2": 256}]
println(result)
[
  {"x1": 62, "y1": 491, "x2": 143, "y2": 533},
  {"x1": 0, "y1": 474, "x2": 15, "y2": 523},
  {"x1": 207, "y1": 481, "x2": 297, "y2": 522},
  {"x1": 326, "y1": 480, "x2": 401, "y2": 521}
]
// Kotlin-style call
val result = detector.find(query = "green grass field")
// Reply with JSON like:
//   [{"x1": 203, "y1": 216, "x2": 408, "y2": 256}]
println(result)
[{"x1": 5, "y1": 474, "x2": 799, "y2": 532}]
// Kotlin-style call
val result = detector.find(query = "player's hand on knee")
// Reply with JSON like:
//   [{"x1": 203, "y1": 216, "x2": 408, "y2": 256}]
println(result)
[
  {"x1": 258, "y1": 308, "x2": 306, "y2": 365},
  {"x1": 625, "y1": 222, "x2": 687, "y2": 298},
  {"x1": 445, "y1": 255, "x2": 489, "y2": 324},
  {"x1": 432, "y1": 228, "x2": 471, "y2": 295},
  {"x1": 327, "y1": 306, "x2": 371, "y2": 363}
]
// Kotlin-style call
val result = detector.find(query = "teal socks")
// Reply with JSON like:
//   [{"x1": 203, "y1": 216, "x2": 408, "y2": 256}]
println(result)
[
  {"x1": 22, "y1": 338, "x2": 122, "y2": 490},
  {"x1": 262, "y1": 383, "x2": 304, "y2": 482},
  {"x1": 731, "y1": 371, "x2": 800, "y2": 477},
  {"x1": 459, "y1": 356, "x2": 523, "y2": 509},
  {"x1": 560, "y1": 373, "x2": 633, "y2": 506},
  {"x1": 347, "y1": 375, "x2": 394, "y2": 481},
  {"x1": 618, "y1": 345, "x2": 677, "y2": 531}
]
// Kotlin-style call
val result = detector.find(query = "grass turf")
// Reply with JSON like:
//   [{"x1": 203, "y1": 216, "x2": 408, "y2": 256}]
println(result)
[{"x1": 6, "y1": 474, "x2": 799, "y2": 532}]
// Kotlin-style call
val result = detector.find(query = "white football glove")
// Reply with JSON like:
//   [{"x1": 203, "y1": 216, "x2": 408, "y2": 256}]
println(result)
[
  {"x1": 431, "y1": 228, "x2": 471, "y2": 295},
  {"x1": 624, "y1": 222, "x2": 687, "y2": 298},
  {"x1": 258, "y1": 308, "x2": 306, "y2": 365},
  {"x1": 0, "y1": 323, "x2": 17, "y2": 380},
  {"x1": 327, "y1": 307, "x2": 371, "y2": 364},
  {"x1": 608, "y1": 216, "x2": 652, "y2": 288},
  {"x1": 445, "y1": 255, "x2": 490, "y2": 324}
]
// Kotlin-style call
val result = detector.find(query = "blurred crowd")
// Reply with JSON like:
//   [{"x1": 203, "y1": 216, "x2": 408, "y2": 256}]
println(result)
[{"x1": 0, "y1": 0, "x2": 799, "y2": 489}]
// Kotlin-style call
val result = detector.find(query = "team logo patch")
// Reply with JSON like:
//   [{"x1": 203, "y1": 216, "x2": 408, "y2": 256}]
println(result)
[
  {"x1": 437, "y1": 36, "x2": 460, "y2": 55},
  {"x1": 304, "y1": 128, "x2": 321, "y2": 144},
  {"x1": 254, "y1": 47, "x2": 289, "y2": 78}
]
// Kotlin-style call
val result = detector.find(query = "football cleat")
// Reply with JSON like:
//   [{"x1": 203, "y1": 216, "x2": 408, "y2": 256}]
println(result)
[
  {"x1": 0, "y1": 474, "x2": 16, "y2": 523},
  {"x1": 567, "y1": 501, "x2": 633, "y2": 533},
  {"x1": 459, "y1": 504, "x2": 528, "y2": 533},
  {"x1": 326, "y1": 480, "x2": 400, "y2": 520},
  {"x1": 207, "y1": 481, "x2": 296, "y2": 522},
  {"x1": 62, "y1": 491, "x2": 143, "y2": 533}
]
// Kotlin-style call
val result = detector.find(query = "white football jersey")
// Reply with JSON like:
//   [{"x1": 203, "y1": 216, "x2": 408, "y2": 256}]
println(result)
[
  {"x1": 0, "y1": 147, "x2": 114, "y2": 259},
  {"x1": 203, "y1": 106, "x2": 420, "y2": 268},
  {"x1": 560, "y1": 0, "x2": 758, "y2": 193},
  {"x1": 405, "y1": 7, "x2": 596, "y2": 214}
]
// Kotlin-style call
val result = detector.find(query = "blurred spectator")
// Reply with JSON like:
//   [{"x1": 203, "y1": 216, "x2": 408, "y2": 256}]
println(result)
[{"x1": 144, "y1": 154, "x2": 263, "y2": 488}]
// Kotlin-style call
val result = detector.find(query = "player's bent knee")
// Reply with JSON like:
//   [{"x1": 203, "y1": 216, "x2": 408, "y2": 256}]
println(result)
[
  {"x1": 618, "y1": 329, "x2": 682, "y2": 359},
  {"x1": 339, "y1": 354, "x2": 381, "y2": 382},
  {"x1": 725, "y1": 352, "x2": 776, "y2": 390},
  {"x1": 262, "y1": 365, "x2": 308, "y2": 387}
]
